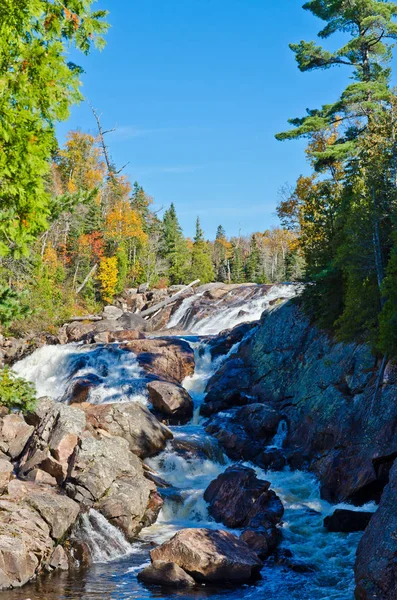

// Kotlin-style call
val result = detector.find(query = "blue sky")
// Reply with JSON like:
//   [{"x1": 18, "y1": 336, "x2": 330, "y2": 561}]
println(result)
[{"x1": 58, "y1": 0, "x2": 353, "y2": 239}]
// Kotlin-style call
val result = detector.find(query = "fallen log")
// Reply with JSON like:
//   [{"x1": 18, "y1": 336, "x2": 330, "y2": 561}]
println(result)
[
  {"x1": 65, "y1": 315, "x2": 103, "y2": 322},
  {"x1": 139, "y1": 279, "x2": 200, "y2": 318}
]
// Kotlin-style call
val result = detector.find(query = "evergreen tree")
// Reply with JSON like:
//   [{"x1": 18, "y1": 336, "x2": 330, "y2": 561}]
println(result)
[
  {"x1": 162, "y1": 204, "x2": 190, "y2": 284},
  {"x1": 213, "y1": 225, "x2": 231, "y2": 282},
  {"x1": 231, "y1": 244, "x2": 245, "y2": 283},
  {"x1": 190, "y1": 218, "x2": 215, "y2": 284},
  {"x1": 245, "y1": 235, "x2": 260, "y2": 282}
]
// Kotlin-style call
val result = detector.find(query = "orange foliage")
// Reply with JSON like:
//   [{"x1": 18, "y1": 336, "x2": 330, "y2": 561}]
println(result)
[
  {"x1": 78, "y1": 232, "x2": 104, "y2": 260},
  {"x1": 105, "y1": 200, "x2": 147, "y2": 245}
]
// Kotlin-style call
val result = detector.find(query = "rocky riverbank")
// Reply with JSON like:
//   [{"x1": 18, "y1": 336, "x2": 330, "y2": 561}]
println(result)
[{"x1": 201, "y1": 299, "x2": 397, "y2": 599}]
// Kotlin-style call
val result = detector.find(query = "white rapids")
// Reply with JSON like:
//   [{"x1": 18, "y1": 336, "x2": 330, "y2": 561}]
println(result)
[{"x1": 10, "y1": 284, "x2": 375, "y2": 599}]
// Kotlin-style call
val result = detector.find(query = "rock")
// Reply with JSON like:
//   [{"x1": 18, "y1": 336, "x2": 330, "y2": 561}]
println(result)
[
  {"x1": 117, "y1": 312, "x2": 148, "y2": 332},
  {"x1": 68, "y1": 540, "x2": 92, "y2": 568},
  {"x1": 208, "y1": 321, "x2": 259, "y2": 359},
  {"x1": 0, "y1": 460, "x2": 12, "y2": 494},
  {"x1": 240, "y1": 530, "x2": 268, "y2": 559},
  {"x1": 67, "y1": 436, "x2": 161, "y2": 538},
  {"x1": 122, "y1": 338, "x2": 195, "y2": 384},
  {"x1": 0, "y1": 497, "x2": 55, "y2": 589},
  {"x1": 201, "y1": 358, "x2": 252, "y2": 415},
  {"x1": 93, "y1": 331, "x2": 110, "y2": 344},
  {"x1": 82, "y1": 402, "x2": 172, "y2": 459},
  {"x1": 147, "y1": 381, "x2": 193, "y2": 422},
  {"x1": 28, "y1": 491, "x2": 80, "y2": 541},
  {"x1": 236, "y1": 404, "x2": 281, "y2": 442},
  {"x1": 108, "y1": 330, "x2": 145, "y2": 342},
  {"x1": 138, "y1": 283, "x2": 149, "y2": 293},
  {"x1": 324, "y1": 509, "x2": 373, "y2": 533},
  {"x1": 150, "y1": 528, "x2": 263, "y2": 582},
  {"x1": 48, "y1": 545, "x2": 69, "y2": 571},
  {"x1": 25, "y1": 469, "x2": 57, "y2": 487},
  {"x1": 355, "y1": 462, "x2": 397, "y2": 599},
  {"x1": 20, "y1": 400, "x2": 86, "y2": 483},
  {"x1": 204, "y1": 465, "x2": 283, "y2": 529},
  {"x1": 138, "y1": 560, "x2": 196, "y2": 588},
  {"x1": 67, "y1": 374, "x2": 102, "y2": 404},
  {"x1": 0, "y1": 415, "x2": 34, "y2": 459},
  {"x1": 102, "y1": 306, "x2": 123, "y2": 320}
]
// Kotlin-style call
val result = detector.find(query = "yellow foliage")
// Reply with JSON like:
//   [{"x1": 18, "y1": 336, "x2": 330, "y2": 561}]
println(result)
[
  {"x1": 59, "y1": 131, "x2": 106, "y2": 194},
  {"x1": 42, "y1": 243, "x2": 59, "y2": 274},
  {"x1": 105, "y1": 200, "x2": 147, "y2": 244},
  {"x1": 98, "y1": 256, "x2": 118, "y2": 303}
]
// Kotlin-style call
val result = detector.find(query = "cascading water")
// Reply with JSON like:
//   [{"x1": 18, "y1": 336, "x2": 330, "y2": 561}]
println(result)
[
  {"x1": 75, "y1": 509, "x2": 135, "y2": 563},
  {"x1": 6, "y1": 285, "x2": 374, "y2": 600},
  {"x1": 167, "y1": 283, "x2": 301, "y2": 334},
  {"x1": 13, "y1": 343, "x2": 148, "y2": 405}
]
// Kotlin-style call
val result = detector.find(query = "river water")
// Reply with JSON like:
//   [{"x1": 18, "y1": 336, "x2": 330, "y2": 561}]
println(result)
[{"x1": 8, "y1": 286, "x2": 374, "y2": 600}]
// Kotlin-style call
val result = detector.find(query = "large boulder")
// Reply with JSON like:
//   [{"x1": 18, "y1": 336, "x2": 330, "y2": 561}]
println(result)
[
  {"x1": 205, "y1": 409, "x2": 286, "y2": 471},
  {"x1": 66, "y1": 435, "x2": 161, "y2": 539},
  {"x1": 147, "y1": 381, "x2": 194, "y2": 422},
  {"x1": 150, "y1": 528, "x2": 263, "y2": 582},
  {"x1": 28, "y1": 491, "x2": 80, "y2": 541},
  {"x1": 0, "y1": 460, "x2": 13, "y2": 494},
  {"x1": 204, "y1": 465, "x2": 283, "y2": 529},
  {"x1": 121, "y1": 338, "x2": 195, "y2": 384},
  {"x1": 324, "y1": 509, "x2": 373, "y2": 533},
  {"x1": 201, "y1": 358, "x2": 252, "y2": 416},
  {"x1": 138, "y1": 560, "x2": 196, "y2": 588},
  {"x1": 82, "y1": 402, "x2": 173, "y2": 459},
  {"x1": 20, "y1": 399, "x2": 86, "y2": 483},
  {"x1": 355, "y1": 462, "x2": 397, "y2": 599}
]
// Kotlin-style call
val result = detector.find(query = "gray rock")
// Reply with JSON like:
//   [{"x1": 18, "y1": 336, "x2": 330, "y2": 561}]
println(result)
[
  {"x1": 28, "y1": 491, "x2": 80, "y2": 541},
  {"x1": 150, "y1": 528, "x2": 263, "y2": 582},
  {"x1": 138, "y1": 560, "x2": 195, "y2": 587},
  {"x1": 147, "y1": 381, "x2": 194, "y2": 421},
  {"x1": 82, "y1": 402, "x2": 173, "y2": 458},
  {"x1": 102, "y1": 305, "x2": 123, "y2": 320}
]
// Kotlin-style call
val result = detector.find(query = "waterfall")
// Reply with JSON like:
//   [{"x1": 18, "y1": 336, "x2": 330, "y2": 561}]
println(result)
[
  {"x1": 13, "y1": 343, "x2": 148, "y2": 405},
  {"x1": 167, "y1": 284, "x2": 301, "y2": 334},
  {"x1": 76, "y1": 509, "x2": 134, "y2": 563}
]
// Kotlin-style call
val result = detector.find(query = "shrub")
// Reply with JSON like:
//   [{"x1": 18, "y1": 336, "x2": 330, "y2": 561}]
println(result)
[{"x1": 0, "y1": 367, "x2": 37, "y2": 413}]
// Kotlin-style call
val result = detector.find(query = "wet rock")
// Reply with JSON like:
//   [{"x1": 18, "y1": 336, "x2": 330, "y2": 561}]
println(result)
[
  {"x1": 236, "y1": 404, "x2": 281, "y2": 442},
  {"x1": 147, "y1": 381, "x2": 193, "y2": 422},
  {"x1": 82, "y1": 402, "x2": 172, "y2": 459},
  {"x1": 208, "y1": 321, "x2": 259, "y2": 359},
  {"x1": 240, "y1": 530, "x2": 268, "y2": 559},
  {"x1": 204, "y1": 465, "x2": 284, "y2": 529},
  {"x1": 355, "y1": 462, "x2": 397, "y2": 599},
  {"x1": 122, "y1": 338, "x2": 195, "y2": 384},
  {"x1": 150, "y1": 528, "x2": 263, "y2": 582},
  {"x1": 67, "y1": 374, "x2": 103, "y2": 404},
  {"x1": 324, "y1": 509, "x2": 373, "y2": 533},
  {"x1": 138, "y1": 560, "x2": 196, "y2": 588},
  {"x1": 201, "y1": 358, "x2": 252, "y2": 415},
  {"x1": 48, "y1": 545, "x2": 69, "y2": 571},
  {"x1": 68, "y1": 540, "x2": 92, "y2": 568}
]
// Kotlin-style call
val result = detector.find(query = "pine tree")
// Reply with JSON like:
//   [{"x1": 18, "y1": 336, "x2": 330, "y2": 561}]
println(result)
[
  {"x1": 190, "y1": 218, "x2": 215, "y2": 284},
  {"x1": 231, "y1": 243, "x2": 245, "y2": 283},
  {"x1": 162, "y1": 204, "x2": 190, "y2": 284},
  {"x1": 245, "y1": 235, "x2": 260, "y2": 282}
]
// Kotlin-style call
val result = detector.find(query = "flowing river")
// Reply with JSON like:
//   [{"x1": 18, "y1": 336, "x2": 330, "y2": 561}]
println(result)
[{"x1": 6, "y1": 286, "x2": 374, "y2": 600}]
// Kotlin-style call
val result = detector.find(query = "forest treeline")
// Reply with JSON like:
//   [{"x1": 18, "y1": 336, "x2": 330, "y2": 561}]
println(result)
[
  {"x1": 0, "y1": 1, "x2": 301, "y2": 337},
  {"x1": 276, "y1": 0, "x2": 397, "y2": 359}
]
